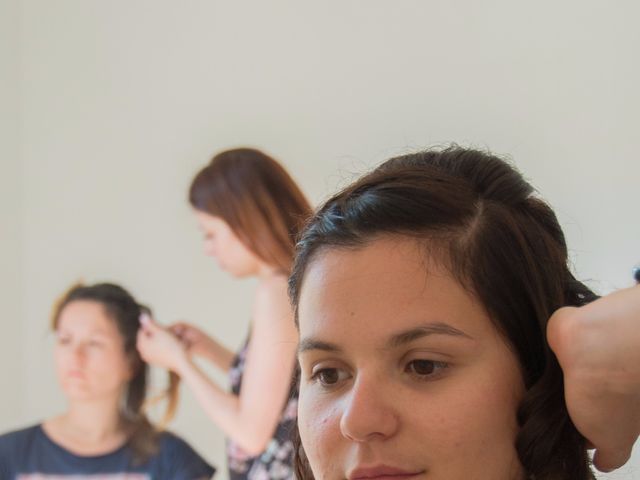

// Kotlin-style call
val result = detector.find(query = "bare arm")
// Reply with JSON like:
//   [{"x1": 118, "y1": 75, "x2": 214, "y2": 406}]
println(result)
[
  {"x1": 170, "y1": 322, "x2": 235, "y2": 371},
  {"x1": 138, "y1": 276, "x2": 298, "y2": 455},
  {"x1": 200, "y1": 336, "x2": 235, "y2": 371}
]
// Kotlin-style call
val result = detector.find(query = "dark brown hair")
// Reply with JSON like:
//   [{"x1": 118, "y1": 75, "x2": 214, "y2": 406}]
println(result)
[
  {"x1": 289, "y1": 147, "x2": 597, "y2": 480},
  {"x1": 51, "y1": 282, "x2": 180, "y2": 464},
  {"x1": 189, "y1": 148, "x2": 312, "y2": 273}
]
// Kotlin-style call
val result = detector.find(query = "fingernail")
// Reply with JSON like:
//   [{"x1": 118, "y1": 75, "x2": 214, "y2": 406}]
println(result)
[{"x1": 140, "y1": 313, "x2": 151, "y2": 325}]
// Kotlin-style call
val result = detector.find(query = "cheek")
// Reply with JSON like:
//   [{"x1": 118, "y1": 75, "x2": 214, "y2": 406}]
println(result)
[
  {"x1": 53, "y1": 349, "x2": 68, "y2": 377},
  {"x1": 427, "y1": 383, "x2": 519, "y2": 445},
  {"x1": 203, "y1": 240, "x2": 215, "y2": 256},
  {"x1": 89, "y1": 349, "x2": 131, "y2": 383},
  {"x1": 203, "y1": 236, "x2": 220, "y2": 257},
  {"x1": 418, "y1": 360, "x2": 523, "y2": 476},
  {"x1": 225, "y1": 244, "x2": 258, "y2": 277},
  {"x1": 298, "y1": 387, "x2": 343, "y2": 477}
]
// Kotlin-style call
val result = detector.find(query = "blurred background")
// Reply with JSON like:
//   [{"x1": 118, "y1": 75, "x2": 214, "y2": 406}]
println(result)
[{"x1": 1, "y1": 1, "x2": 638, "y2": 478}]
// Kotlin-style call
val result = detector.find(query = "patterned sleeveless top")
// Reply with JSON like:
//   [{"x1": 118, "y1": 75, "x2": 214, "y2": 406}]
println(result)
[{"x1": 227, "y1": 337, "x2": 297, "y2": 480}]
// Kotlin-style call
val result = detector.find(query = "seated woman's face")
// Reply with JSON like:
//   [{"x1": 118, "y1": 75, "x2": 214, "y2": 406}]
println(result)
[
  {"x1": 297, "y1": 236, "x2": 527, "y2": 480},
  {"x1": 55, "y1": 300, "x2": 132, "y2": 403}
]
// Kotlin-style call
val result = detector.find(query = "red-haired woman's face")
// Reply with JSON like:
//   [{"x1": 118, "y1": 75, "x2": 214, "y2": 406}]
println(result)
[
  {"x1": 297, "y1": 236, "x2": 527, "y2": 480},
  {"x1": 194, "y1": 210, "x2": 263, "y2": 278}
]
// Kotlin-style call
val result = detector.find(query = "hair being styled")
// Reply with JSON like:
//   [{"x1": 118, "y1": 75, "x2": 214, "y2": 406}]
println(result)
[
  {"x1": 51, "y1": 282, "x2": 179, "y2": 464},
  {"x1": 189, "y1": 148, "x2": 312, "y2": 273},
  {"x1": 288, "y1": 147, "x2": 598, "y2": 480}
]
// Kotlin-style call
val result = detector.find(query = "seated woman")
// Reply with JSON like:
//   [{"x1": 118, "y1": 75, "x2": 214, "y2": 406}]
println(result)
[
  {"x1": 0, "y1": 282, "x2": 216, "y2": 480},
  {"x1": 288, "y1": 147, "x2": 640, "y2": 480}
]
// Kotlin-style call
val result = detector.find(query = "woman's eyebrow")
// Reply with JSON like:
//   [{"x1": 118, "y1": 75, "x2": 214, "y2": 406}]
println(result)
[
  {"x1": 298, "y1": 322, "x2": 472, "y2": 355},
  {"x1": 86, "y1": 329, "x2": 111, "y2": 337},
  {"x1": 298, "y1": 338, "x2": 341, "y2": 355},
  {"x1": 388, "y1": 322, "x2": 473, "y2": 347}
]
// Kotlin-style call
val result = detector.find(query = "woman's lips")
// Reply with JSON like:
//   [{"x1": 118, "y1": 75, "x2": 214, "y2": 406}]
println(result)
[{"x1": 348, "y1": 465, "x2": 425, "y2": 480}]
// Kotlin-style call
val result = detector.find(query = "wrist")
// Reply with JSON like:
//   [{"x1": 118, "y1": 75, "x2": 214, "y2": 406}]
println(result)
[{"x1": 174, "y1": 351, "x2": 193, "y2": 376}]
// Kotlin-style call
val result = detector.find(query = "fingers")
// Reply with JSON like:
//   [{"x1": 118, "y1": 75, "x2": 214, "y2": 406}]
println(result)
[
  {"x1": 546, "y1": 306, "x2": 578, "y2": 359},
  {"x1": 139, "y1": 312, "x2": 153, "y2": 327},
  {"x1": 593, "y1": 446, "x2": 632, "y2": 473},
  {"x1": 169, "y1": 324, "x2": 184, "y2": 334},
  {"x1": 170, "y1": 321, "x2": 189, "y2": 330},
  {"x1": 139, "y1": 312, "x2": 161, "y2": 334},
  {"x1": 169, "y1": 323, "x2": 189, "y2": 340},
  {"x1": 168, "y1": 325, "x2": 194, "y2": 350},
  {"x1": 136, "y1": 329, "x2": 150, "y2": 359}
]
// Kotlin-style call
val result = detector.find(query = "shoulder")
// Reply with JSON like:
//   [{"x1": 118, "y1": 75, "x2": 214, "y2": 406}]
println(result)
[
  {"x1": 254, "y1": 274, "x2": 292, "y2": 316},
  {"x1": 154, "y1": 431, "x2": 215, "y2": 479},
  {"x1": 0, "y1": 424, "x2": 42, "y2": 476},
  {"x1": 254, "y1": 273, "x2": 296, "y2": 336},
  {"x1": 156, "y1": 430, "x2": 193, "y2": 452},
  {"x1": 253, "y1": 275, "x2": 296, "y2": 340},
  {"x1": 0, "y1": 424, "x2": 41, "y2": 454}
]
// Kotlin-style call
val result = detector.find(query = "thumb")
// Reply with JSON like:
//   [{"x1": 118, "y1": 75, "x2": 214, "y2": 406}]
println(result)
[
  {"x1": 139, "y1": 312, "x2": 160, "y2": 333},
  {"x1": 136, "y1": 329, "x2": 148, "y2": 354},
  {"x1": 592, "y1": 446, "x2": 632, "y2": 473},
  {"x1": 546, "y1": 305, "x2": 578, "y2": 358}
]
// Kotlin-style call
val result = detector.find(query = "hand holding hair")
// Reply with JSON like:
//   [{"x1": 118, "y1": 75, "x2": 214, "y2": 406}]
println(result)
[
  {"x1": 168, "y1": 322, "x2": 217, "y2": 358},
  {"x1": 547, "y1": 284, "x2": 640, "y2": 472},
  {"x1": 136, "y1": 313, "x2": 190, "y2": 374}
]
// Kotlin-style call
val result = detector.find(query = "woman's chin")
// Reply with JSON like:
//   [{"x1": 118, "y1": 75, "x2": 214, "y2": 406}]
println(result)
[{"x1": 61, "y1": 383, "x2": 101, "y2": 403}]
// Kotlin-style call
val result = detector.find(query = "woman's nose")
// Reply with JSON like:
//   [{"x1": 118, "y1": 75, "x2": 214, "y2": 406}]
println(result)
[
  {"x1": 339, "y1": 373, "x2": 400, "y2": 443},
  {"x1": 69, "y1": 344, "x2": 87, "y2": 364}
]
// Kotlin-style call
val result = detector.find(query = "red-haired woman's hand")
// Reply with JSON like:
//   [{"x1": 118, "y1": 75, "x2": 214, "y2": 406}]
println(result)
[
  {"x1": 547, "y1": 286, "x2": 640, "y2": 472},
  {"x1": 169, "y1": 322, "x2": 215, "y2": 358},
  {"x1": 170, "y1": 321, "x2": 235, "y2": 371},
  {"x1": 137, "y1": 314, "x2": 190, "y2": 374}
]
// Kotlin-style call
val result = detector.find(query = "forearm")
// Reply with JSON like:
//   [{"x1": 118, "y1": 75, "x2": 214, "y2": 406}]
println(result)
[
  {"x1": 176, "y1": 357, "x2": 271, "y2": 454},
  {"x1": 200, "y1": 337, "x2": 235, "y2": 371}
]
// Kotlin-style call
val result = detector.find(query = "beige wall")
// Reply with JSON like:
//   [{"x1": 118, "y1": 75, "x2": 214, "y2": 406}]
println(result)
[
  {"x1": 6, "y1": 1, "x2": 640, "y2": 478},
  {"x1": 0, "y1": 0, "x2": 24, "y2": 430}
]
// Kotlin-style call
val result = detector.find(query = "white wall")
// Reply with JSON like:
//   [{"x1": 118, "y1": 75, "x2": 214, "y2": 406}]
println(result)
[
  {"x1": 0, "y1": 0, "x2": 24, "y2": 430},
  {"x1": 8, "y1": 1, "x2": 640, "y2": 478}
]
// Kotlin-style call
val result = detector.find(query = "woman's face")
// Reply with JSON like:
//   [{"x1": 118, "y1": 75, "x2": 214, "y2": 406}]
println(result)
[
  {"x1": 194, "y1": 210, "x2": 262, "y2": 277},
  {"x1": 297, "y1": 237, "x2": 527, "y2": 480},
  {"x1": 55, "y1": 300, "x2": 132, "y2": 403}
]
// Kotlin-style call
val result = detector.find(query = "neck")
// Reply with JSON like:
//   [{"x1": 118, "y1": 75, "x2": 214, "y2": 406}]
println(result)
[
  {"x1": 256, "y1": 261, "x2": 283, "y2": 279},
  {"x1": 61, "y1": 397, "x2": 124, "y2": 441}
]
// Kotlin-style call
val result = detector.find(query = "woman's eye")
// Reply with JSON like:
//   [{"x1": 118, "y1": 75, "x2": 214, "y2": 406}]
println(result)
[
  {"x1": 57, "y1": 337, "x2": 71, "y2": 345},
  {"x1": 311, "y1": 367, "x2": 349, "y2": 387},
  {"x1": 405, "y1": 359, "x2": 448, "y2": 379}
]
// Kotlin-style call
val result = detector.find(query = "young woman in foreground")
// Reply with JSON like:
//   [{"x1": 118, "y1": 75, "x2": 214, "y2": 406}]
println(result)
[
  {"x1": 0, "y1": 282, "x2": 214, "y2": 480},
  {"x1": 289, "y1": 147, "x2": 640, "y2": 480},
  {"x1": 137, "y1": 148, "x2": 312, "y2": 480}
]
